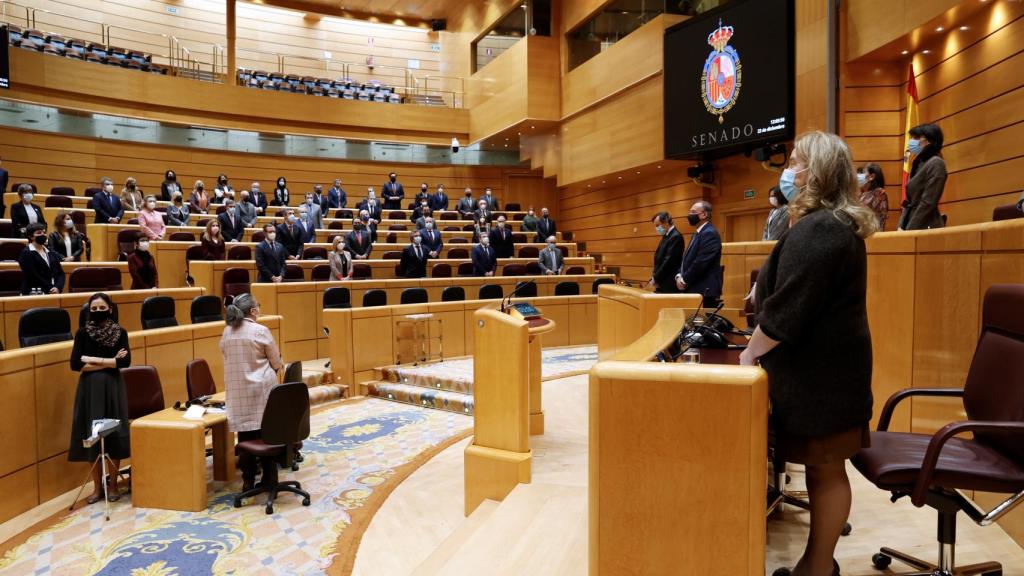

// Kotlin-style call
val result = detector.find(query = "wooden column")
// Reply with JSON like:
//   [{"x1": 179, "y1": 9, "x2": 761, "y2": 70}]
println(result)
[{"x1": 226, "y1": 0, "x2": 236, "y2": 84}]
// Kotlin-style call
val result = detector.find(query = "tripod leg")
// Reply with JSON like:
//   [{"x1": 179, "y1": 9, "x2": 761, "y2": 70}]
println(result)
[
  {"x1": 100, "y1": 437, "x2": 110, "y2": 521},
  {"x1": 69, "y1": 458, "x2": 100, "y2": 511}
]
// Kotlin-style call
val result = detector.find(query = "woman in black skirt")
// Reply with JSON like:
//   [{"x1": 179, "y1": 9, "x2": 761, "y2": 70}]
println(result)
[
  {"x1": 741, "y1": 131, "x2": 879, "y2": 576},
  {"x1": 68, "y1": 292, "x2": 132, "y2": 504}
]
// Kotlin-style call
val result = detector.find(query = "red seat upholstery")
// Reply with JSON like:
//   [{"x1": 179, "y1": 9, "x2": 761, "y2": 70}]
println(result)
[
  {"x1": 227, "y1": 245, "x2": 252, "y2": 260},
  {"x1": 186, "y1": 359, "x2": 217, "y2": 401},
  {"x1": 68, "y1": 267, "x2": 122, "y2": 293},
  {"x1": 122, "y1": 366, "x2": 165, "y2": 420},
  {"x1": 431, "y1": 263, "x2": 452, "y2": 278}
]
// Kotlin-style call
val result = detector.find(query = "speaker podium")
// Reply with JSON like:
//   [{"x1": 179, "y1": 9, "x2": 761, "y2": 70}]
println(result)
[{"x1": 507, "y1": 301, "x2": 556, "y2": 435}]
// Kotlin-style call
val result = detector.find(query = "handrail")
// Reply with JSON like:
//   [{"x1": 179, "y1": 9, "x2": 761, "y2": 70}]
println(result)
[
  {"x1": 29, "y1": 6, "x2": 104, "y2": 42},
  {"x1": 0, "y1": 0, "x2": 30, "y2": 27},
  {"x1": 421, "y1": 74, "x2": 466, "y2": 108}
]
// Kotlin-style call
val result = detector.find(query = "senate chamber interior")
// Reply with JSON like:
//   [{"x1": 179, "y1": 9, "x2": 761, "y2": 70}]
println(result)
[{"x1": 0, "y1": 0, "x2": 1022, "y2": 575}]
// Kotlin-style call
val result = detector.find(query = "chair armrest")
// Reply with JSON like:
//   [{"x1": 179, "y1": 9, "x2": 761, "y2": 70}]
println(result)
[
  {"x1": 877, "y1": 388, "x2": 965, "y2": 431},
  {"x1": 911, "y1": 421, "x2": 1024, "y2": 507}
]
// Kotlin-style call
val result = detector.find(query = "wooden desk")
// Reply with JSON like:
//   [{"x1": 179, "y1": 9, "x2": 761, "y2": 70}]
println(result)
[{"x1": 130, "y1": 392, "x2": 234, "y2": 512}]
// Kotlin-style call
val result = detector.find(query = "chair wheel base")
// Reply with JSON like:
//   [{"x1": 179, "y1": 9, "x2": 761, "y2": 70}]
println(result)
[
  {"x1": 302, "y1": 497, "x2": 310, "y2": 506},
  {"x1": 872, "y1": 552, "x2": 891, "y2": 570},
  {"x1": 842, "y1": 522, "x2": 852, "y2": 536},
  {"x1": 233, "y1": 498, "x2": 242, "y2": 508},
  {"x1": 771, "y1": 569, "x2": 791, "y2": 576},
  {"x1": 265, "y1": 504, "x2": 274, "y2": 515}
]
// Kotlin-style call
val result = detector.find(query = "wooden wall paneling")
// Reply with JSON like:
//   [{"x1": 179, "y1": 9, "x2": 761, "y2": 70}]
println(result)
[
  {"x1": 561, "y1": 0, "x2": 607, "y2": 35},
  {"x1": 0, "y1": 466, "x2": 39, "y2": 525},
  {"x1": 916, "y1": 52, "x2": 1024, "y2": 124},
  {"x1": 37, "y1": 453, "x2": 91, "y2": 503},
  {"x1": 913, "y1": 13, "x2": 1024, "y2": 100},
  {"x1": 845, "y1": 0, "x2": 962, "y2": 61},
  {"x1": 795, "y1": 0, "x2": 829, "y2": 133},
  {"x1": 525, "y1": 37, "x2": 562, "y2": 122},
  {"x1": 506, "y1": 173, "x2": 557, "y2": 216},
  {"x1": 466, "y1": 39, "x2": 528, "y2": 139},
  {"x1": 0, "y1": 368, "x2": 37, "y2": 479}
]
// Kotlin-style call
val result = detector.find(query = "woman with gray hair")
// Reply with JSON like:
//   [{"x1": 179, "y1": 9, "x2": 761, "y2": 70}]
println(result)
[{"x1": 220, "y1": 293, "x2": 284, "y2": 491}]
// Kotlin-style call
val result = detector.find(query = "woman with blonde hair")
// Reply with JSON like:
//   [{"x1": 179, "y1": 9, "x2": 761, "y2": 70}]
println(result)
[
  {"x1": 120, "y1": 177, "x2": 144, "y2": 212},
  {"x1": 138, "y1": 195, "x2": 166, "y2": 240},
  {"x1": 740, "y1": 131, "x2": 877, "y2": 576},
  {"x1": 200, "y1": 218, "x2": 226, "y2": 260},
  {"x1": 328, "y1": 235, "x2": 353, "y2": 280},
  {"x1": 189, "y1": 180, "x2": 210, "y2": 215},
  {"x1": 48, "y1": 210, "x2": 84, "y2": 262}
]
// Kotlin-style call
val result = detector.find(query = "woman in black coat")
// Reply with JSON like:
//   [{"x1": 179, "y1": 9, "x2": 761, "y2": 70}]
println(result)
[
  {"x1": 741, "y1": 132, "x2": 879, "y2": 576},
  {"x1": 68, "y1": 292, "x2": 131, "y2": 504},
  {"x1": 19, "y1": 223, "x2": 65, "y2": 295},
  {"x1": 899, "y1": 123, "x2": 947, "y2": 230},
  {"x1": 10, "y1": 184, "x2": 44, "y2": 238},
  {"x1": 48, "y1": 211, "x2": 85, "y2": 262}
]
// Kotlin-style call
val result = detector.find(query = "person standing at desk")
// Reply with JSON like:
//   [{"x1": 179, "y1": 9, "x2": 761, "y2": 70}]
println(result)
[
  {"x1": 762, "y1": 187, "x2": 790, "y2": 241},
  {"x1": 647, "y1": 212, "x2": 683, "y2": 293},
  {"x1": 68, "y1": 292, "x2": 131, "y2": 504},
  {"x1": 220, "y1": 293, "x2": 284, "y2": 492},
  {"x1": 740, "y1": 131, "x2": 878, "y2": 576},
  {"x1": 675, "y1": 201, "x2": 722, "y2": 305}
]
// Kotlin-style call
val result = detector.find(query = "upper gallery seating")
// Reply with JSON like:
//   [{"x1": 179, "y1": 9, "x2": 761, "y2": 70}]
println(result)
[
  {"x1": 237, "y1": 69, "x2": 403, "y2": 103},
  {"x1": 6, "y1": 24, "x2": 169, "y2": 75}
]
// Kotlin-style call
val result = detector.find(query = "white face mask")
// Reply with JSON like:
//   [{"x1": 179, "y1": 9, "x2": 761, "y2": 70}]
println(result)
[
  {"x1": 266, "y1": 232, "x2": 276, "y2": 241},
  {"x1": 22, "y1": 193, "x2": 33, "y2": 203},
  {"x1": 104, "y1": 184, "x2": 114, "y2": 193},
  {"x1": 425, "y1": 222, "x2": 433, "y2": 229},
  {"x1": 548, "y1": 242, "x2": 556, "y2": 250},
  {"x1": 497, "y1": 221, "x2": 505, "y2": 228},
  {"x1": 769, "y1": 196, "x2": 779, "y2": 208},
  {"x1": 413, "y1": 236, "x2": 422, "y2": 245},
  {"x1": 138, "y1": 241, "x2": 150, "y2": 251},
  {"x1": 147, "y1": 201, "x2": 157, "y2": 209},
  {"x1": 64, "y1": 220, "x2": 74, "y2": 229}
]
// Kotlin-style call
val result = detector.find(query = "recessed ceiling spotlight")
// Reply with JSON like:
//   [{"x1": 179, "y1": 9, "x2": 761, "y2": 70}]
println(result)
[
  {"x1": 617, "y1": 176, "x2": 622, "y2": 179},
  {"x1": 601, "y1": 180, "x2": 606, "y2": 184},
  {"x1": 922, "y1": 49, "x2": 931, "y2": 54},
  {"x1": 901, "y1": 50, "x2": 909, "y2": 55},
  {"x1": 635, "y1": 171, "x2": 640, "y2": 174},
  {"x1": 935, "y1": 26, "x2": 944, "y2": 32},
  {"x1": 959, "y1": 26, "x2": 969, "y2": 31},
  {"x1": 657, "y1": 165, "x2": 662, "y2": 169}
]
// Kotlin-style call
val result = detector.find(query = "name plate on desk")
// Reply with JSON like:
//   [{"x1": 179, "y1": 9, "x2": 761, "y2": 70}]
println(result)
[{"x1": 507, "y1": 302, "x2": 541, "y2": 320}]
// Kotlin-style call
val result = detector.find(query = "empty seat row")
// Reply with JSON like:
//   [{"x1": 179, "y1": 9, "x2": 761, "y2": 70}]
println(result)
[
  {"x1": 237, "y1": 69, "x2": 403, "y2": 103},
  {"x1": 15, "y1": 294, "x2": 222, "y2": 348},
  {"x1": 7, "y1": 25, "x2": 168, "y2": 75},
  {"x1": 329, "y1": 280, "x2": 596, "y2": 309}
]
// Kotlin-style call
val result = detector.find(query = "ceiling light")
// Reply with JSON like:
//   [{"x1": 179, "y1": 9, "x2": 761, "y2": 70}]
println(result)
[
  {"x1": 922, "y1": 49, "x2": 931, "y2": 54},
  {"x1": 657, "y1": 165, "x2": 661, "y2": 169},
  {"x1": 601, "y1": 180, "x2": 606, "y2": 184},
  {"x1": 617, "y1": 176, "x2": 622, "y2": 179},
  {"x1": 935, "y1": 26, "x2": 944, "y2": 32},
  {"x1": 901, "y1": 50, "x2": 909, "y2": 55},
  {"x1": 959, "y1": 26, "x2": 969, "y2": 31},
  {"x1": 635, "y1": 171, "x2": 640, "y2": 174}
]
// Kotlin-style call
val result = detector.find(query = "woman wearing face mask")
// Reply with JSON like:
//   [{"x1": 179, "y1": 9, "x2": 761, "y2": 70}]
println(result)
[
  {"x1": 189, "y1": 180, "x2": 210, "y2": 215},
  {"x1": 167, "y1": 192, "x2": 190, "y2": 226},
  {"x1": 271, "y1": 177, "x2": 290, "y2": 207},
  {"x1": 472, "y1": 216, "x2": 491, "y2": 244},
  {"x1": 138, "y1": 195, "x2": 166, "y2": 241},
  {"x1": 68, "y1": 292, "x2": 131, "y2": 504},
  {"x1": 329, "y1": 235, "x2": 354, "y2": 280},
  {"x1": 160, "y1": 170, "x2": 181, "y2": 202},
  {"x1": 521, "y1": 207, "x2": 539, "y2": 233},
  {"x1": 120, "y1": 177, "x2": 144, "y2": 212},
  {"x1": 49, "y1": 211, "x2": 84, "y2": 262},
  {"x1": 762, "y1": 186, "x2": 790, "y2": 241},
  {"x1": 898, "y1": 123, "x2": 947, "y2": 230},
  {"x1": 128, "y1": 236, "x2": 159, "y2": 289},
  {"x1": 857, "y1": 163, "x2": 889, "y2": 231},
  {"x1": 213, "y1": 173, "x2": 233, "y2": 204},
  {"x1": 740, "y1": 132, "x2": 878, "y2": 576},
  {"x1": 200, "y1": 219, "x2": 226, "y2": 260},
  {"x1": 10, "y1": 183, "x2": 43, "y2": 238},
  {"x1": 19, "y1": 223, "x2": 65, "y2": 295}
]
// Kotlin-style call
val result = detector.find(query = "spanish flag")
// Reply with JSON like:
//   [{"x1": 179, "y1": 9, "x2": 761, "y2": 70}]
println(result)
[{"x1": 901, "y1": 64, "x2": 920, "y2": 203}]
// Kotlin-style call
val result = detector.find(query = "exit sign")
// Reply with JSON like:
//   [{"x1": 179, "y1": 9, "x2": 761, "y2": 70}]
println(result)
[
  {"x1": 743, "y1": 189, "x2": 756, "y2": 199},
  {"x1": 165, "y1": 6, "x2": 178, "y2": 15}
]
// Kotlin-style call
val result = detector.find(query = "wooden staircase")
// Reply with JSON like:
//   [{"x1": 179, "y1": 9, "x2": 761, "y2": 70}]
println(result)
[
  {"x1": 411, "y1": 483, "x2": 587, "y2": 575},
  {"x1": 364, "y1": 364, "x2": 475, "y2": 415}
]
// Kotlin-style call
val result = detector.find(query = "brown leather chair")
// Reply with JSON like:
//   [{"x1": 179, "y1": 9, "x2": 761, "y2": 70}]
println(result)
[
  {"x1": 744, "y1": 268, "x2": 760, "y2": 329},
  {"x1": 68, "y1": 267, "x2": 123, "y2": 293},
  {"x1": 302, "y1": 246, "x2": 327, "y2": 260},
  {"x1": 122, "y1": 366, "x2": 165, "y2": 420},
  {"x1": 383, "y1": 251, "x2": 402, "y2": 260},
  {"x1": 431, "y1": 263, "x2": 452, "y2": 278},
  {"x1": 222, "y1": 268, "x2": 251, "y2": 305},
  {"x1": 448, "y1": 248, "x2": 469, "y2": 259},
  {"x1": 44, "y1": 195, "x2": 72, "y2": 208},
  {"x1": 992, "y1": 204, "x2": 1022, "y2": 221},
  {"x1": 185, "y1": 358, "x2": 217, "y2": 401},
  {"x1": 283, "y1": 264, "x2": 304, "y2": 282},
  {"x1": 0, "y1": 242, "x2": 23, "y2": 262},
  {"x1": 851, "y1": 284, "x2": 1024, "y2": 576},
  {"x1": 231, "y1": 382, "x2": 311, "y2": 514},
  {"x1": 0, "y1": 269, "x2": 22, "y2": 296},
  {"x1": 518, "y1": 246, "x2": 539, "y2": 258},
  {"x1": 352, "y1": 264, "x2": 372, "y2": 280},
  {"x1": 565, "y1": 266, "x2": 585, "y2": 275},
  {"x1": 168, "y1": 231, "x2": 196, "y2": 242},
  {"x1": 457, "y1": 262, "x2": 474, "y2": 277},
  {"x1": 449, "y1": 237, "x2": 468, "y2": 244},
  {"x1": 502, "y1": 264, "x2": 526, "y2": 276},
  {"x1": 311, "y1": 264, "x2": 331, "y2": 281},
  {"x1": 227, "y1": 245, "x2": 252, "y2": 260}
]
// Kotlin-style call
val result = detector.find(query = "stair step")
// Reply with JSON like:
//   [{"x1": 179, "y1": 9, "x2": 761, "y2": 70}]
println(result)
[
  {"x1": 410, "y1": 499, "x2": 499, "y2": 576},
  {"x1": 427, "y1": 483, "x2": 586, "y2": 576},
  {"x1": 379, "y1": 365, "x2": 473, "y2": 395},
  {"x1": 367, "y1": 381, "x2": 473, "y2": 415}
]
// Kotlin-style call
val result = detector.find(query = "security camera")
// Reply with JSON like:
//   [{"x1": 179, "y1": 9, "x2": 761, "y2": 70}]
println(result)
[{"x1": 451, "y1": 137, "x2": 460, "y2": 153}]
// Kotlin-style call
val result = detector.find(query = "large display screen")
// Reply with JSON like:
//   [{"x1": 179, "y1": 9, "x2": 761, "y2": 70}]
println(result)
[
  {"x1": 0, "y1": 26, "x2": 9, "y2": 89},
  {"x1": 663, "y1": 0, "x2": 794, "y2": 160}
]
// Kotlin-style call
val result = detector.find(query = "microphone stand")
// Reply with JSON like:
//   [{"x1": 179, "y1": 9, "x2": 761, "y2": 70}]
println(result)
[{"x1": 501, "y1": 279, "x2": 537, "y2": 314}]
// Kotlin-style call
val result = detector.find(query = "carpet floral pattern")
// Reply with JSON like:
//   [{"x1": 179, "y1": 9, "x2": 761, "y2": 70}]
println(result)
[{"x1": 0, "y1": 399, "x2": 471, "y2": 576}]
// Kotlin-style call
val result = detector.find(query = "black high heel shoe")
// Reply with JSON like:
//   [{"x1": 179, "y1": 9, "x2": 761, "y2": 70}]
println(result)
[{"x1": 771, "y1": 559, "x2": 840, "y2": 576}]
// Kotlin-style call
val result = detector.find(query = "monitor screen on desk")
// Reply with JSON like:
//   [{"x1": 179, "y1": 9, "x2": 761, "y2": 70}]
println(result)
[{"x1": 509, "y1": 302, "x2": 541, "y2": 319}]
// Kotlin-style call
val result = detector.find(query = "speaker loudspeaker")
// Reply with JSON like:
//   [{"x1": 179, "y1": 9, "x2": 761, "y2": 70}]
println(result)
[{"x1": 431, "y1": 19, "x2": 447, "y2": 31}]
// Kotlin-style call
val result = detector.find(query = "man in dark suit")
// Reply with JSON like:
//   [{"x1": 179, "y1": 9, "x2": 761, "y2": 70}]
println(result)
[
  {"x1": 382, "y1": 172, "x2": 404, "y2": 209},
  {"x1": 482, "y1": 187, "x2": 500, "y2": 211},
  {"x1": 456, "y1": 188, "x2": 476, "y2": 217},
  {"x1": 538, "y1": 236, "x2": 564, "y2": 275},
  {"x1": 675, "y1": 201, "x2": 722, "y2": 305},
  {"x1": 420, "y1": 217, "x2": 443, "y2": 258},
  {"x1": 275, "y1": 209, "x2": 304, "y2": 260},
  {"x1": 414, "y1": 182, "x2": 431, "y2": 206},
  {"x1": 400, "y1": 231, "x2": 429, "y2": 279},
  {"x1": 93, "y1": 177, "x2": 124, "y2": 224},
  {"x1": 346, "y1": 219, "x2": 374, "y2": 260},
  {"x1": 474, "y1": 199, "x2": 493, "y2": 224},
  {"x1": 0, "y1": 156, "x2": 8, "y2": 219},
  {"x1": 430, "y1": 184, "x2": 449, "y2": 212},
  {"x1": 217, "y1": 199, "x2": 246, "y2": 242},
  {"x1": 296, "y1": 204, "x2": 317, "y2": 244},
  {"x1": 648, "y1": 212, "x2": 684, "y2": 293},
  {"x1": 414, "y1": 206, "x2": 433, "y2": 230},
  {"x1": 488, "y1": 216, "x2": 514, "y2": 259},
  {"x1": 358, "y1": 188, "x2": 383, "y2": 222},
  {"x1": 250, "y1": 181, "x2": 269, "y2": 216},
  {"x1": 255, "y1": 224, "x2": 289, "y2": 283},
  {"x1": 534, "y1": 208, "x2": 557, "y2": 244},
  {"x1": 471, "y1": 236, "x2": 497, "y2": 277},
  {"x1": 328, "y1": 179, "x2": 347, "y2": 209}
]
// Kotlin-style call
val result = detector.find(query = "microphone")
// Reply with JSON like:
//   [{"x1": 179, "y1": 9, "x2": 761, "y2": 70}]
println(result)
[{"x1": 501, "y1": 279, "x2": 537, "y2": 314}]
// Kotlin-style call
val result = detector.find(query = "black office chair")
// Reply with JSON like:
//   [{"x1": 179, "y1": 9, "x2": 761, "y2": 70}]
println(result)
[
  {"x1": 190, "y1": 295, "x2": 223, "y2": 323},
  {"x1": 441, "y1": 286, "x2": 465, "y2": 302},
  {"x1": 592, "y1": 277, "x2": 615, "y2": 294},
  {"x1": 400, "y1": 287, "x2": 428, "y2": 304},
  {"x1": 140, "y1": 296, "x2": 178, "y2": 329},
  {"x1": 231, "y1": 382, "x2": 311, "y2": 514},
  {"x1": 19, "y1": 308, "x2": 73, "y2": 347},
  {"x1": 479, "y1": 284, "x2": 503, "y2": 300},
  {"x1": 554, "y1": 281, "x2": 580, "y2": 296},
  {"x1": 323, "y1": 287, "x2": 351, "y2": 309},
  {"x1": 362, "y1": 289, "x2": 387, "y2": 307},
  {"x1": 283, "y1": 361, "x2": 303, "y2": 386},
  {"x1": 514, "y1": 281, "x2": 537, "y2": 298}
]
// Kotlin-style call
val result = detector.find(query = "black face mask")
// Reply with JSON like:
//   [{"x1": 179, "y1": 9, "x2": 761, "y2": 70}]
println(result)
[
  {"x1": 390, "y1": 176, "x2": 397, "y2": 182},
  {"x1": 421, "y1": 187, "x2": 428, "y2": 192},
  {"x1": 687, "y1": 213, "x2": 701, "y2": 226},
  {"x1": 90, "y1": 309, "x2": 111, "y2": 323},
  {"x1": 33, "y1": 235, "x2": 47, "y2": 245}
]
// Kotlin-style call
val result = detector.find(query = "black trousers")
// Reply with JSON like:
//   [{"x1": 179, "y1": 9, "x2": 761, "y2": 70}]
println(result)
[{"x1": 237, "y1": 430, "x2": 278, "y2": 485}]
